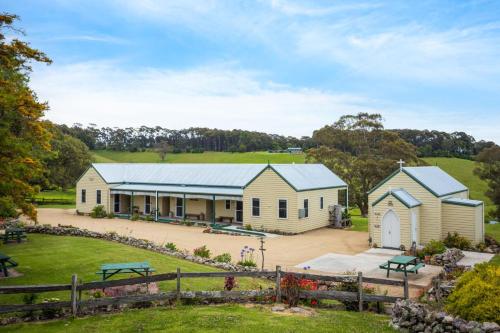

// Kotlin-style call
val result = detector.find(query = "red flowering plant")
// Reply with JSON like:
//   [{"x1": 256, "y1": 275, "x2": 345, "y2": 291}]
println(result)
[{"x1": 280, "y1": 267, "x2": 319, "y2": 307}]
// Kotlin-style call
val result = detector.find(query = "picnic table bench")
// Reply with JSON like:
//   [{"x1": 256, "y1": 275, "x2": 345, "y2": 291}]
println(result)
[
  {"x1": 2, "y1": 228, "x2": 27, "y2": 244},
  {"x1": 379, "y1": 255, "x2": 425, "y2": 277},
  {"x1": 96, "y1": 262, "x2": 155, "y2": 281},
  {"x1": 0, "y1": 252, "x2": 18, "y2": 277},
  {"x1": 218, "y1": 216, "x2": 234, "y2": 223},
  {"x1": 185, "y1": 213, "x2": 204, "y2": 221}
]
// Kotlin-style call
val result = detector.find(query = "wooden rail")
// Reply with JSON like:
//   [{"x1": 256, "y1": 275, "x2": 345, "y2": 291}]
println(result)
[{"x1": 0, "y1": 267, "x2": 408, "y2": 315}]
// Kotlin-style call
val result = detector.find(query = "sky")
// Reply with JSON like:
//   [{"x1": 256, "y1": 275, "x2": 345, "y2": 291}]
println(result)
[{"x1": 3, "y1": 0, "x2": 500, "y2": 142}]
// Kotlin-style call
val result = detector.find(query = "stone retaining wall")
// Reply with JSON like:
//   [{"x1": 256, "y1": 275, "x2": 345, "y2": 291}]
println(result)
[{"x1": 391, "y1": 300, "x2": 499, "y2": 333}]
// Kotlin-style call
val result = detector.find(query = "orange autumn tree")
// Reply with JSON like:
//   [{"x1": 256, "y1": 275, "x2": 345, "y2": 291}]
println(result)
[{"x1": 0, "y1": 13, "x2": 52, "y2": 221}]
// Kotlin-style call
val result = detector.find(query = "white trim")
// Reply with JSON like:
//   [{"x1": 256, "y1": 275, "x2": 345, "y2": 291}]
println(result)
[
  {"x1": 251, "y1": 197, "x2": 260, "y2": 217},
  {"x1": 277, "y1": 198, "x2": 288, "y2": 219}
]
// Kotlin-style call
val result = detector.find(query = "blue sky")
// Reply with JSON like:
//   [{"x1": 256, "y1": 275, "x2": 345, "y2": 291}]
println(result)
[{"x1": 3, "y1": 0, "x2": 500, "y2": 142}]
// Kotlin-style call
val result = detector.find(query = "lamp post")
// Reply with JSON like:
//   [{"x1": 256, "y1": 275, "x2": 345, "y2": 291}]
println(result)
[{"x1": 259, "y1": 237, "x2": 266, "y2": 271}]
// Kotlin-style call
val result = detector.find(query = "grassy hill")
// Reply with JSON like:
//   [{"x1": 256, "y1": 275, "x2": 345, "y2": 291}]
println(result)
[
  {"x1": 92, "y1": 150, "x2": 306, "y2": 164},
  {"x1": 422, "y1": 157, "x2": 494, "y2": 215}
]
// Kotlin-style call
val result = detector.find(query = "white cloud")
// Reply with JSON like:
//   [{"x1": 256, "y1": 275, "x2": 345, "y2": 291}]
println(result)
[
  {"x1": 295, "y1": 20, "x2": 500, "y2": 84},
  {"x1": 30, "y1": 61, "x2": 499, "y2": 142},
  {"x1": 30, "y1": 61, "x2": 382, "y2": 136}
]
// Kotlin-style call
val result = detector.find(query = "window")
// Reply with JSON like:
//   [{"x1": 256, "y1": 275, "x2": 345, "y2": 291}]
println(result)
[
  {"x1": 145, "y1": 196, "x2": 151, "y2": 214},
  {"x1": 176, "y1": 197, "x2": 184, "y2": 217},
  {"x1": 320, "y1": 197, "x2": 324, "y2": 210},
  {"x1": 304, "y1": 199, "x2": 309, "y2": 218},
  {"x1": 114, "y1": 194, "x2": 120, "y2": 213},
  {"x1": 252, "y1": 198, "x2": 260, "y2": 217},
  {"x1": 96, "y1": 190, "x2": 101, "y2": 204},
  {"x1": 81, "y1": 189, "x2": 86, "y2": 203},
  {"x1": 225, "y1": 200, "x2": 231, "y2": 210},
  {"x1": 278, "y1": 199, "x2": 287, "y2": 219}
]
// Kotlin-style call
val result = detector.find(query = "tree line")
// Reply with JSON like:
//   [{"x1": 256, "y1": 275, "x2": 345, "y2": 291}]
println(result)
[
  {"x1": 58, "y1": 124, "x2": 315, "y2": 153},
  {"x1": 57, "y1": 124, "x2": 494, "y2": 159}
]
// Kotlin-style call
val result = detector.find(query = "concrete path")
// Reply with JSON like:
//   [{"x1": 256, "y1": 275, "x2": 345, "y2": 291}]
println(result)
[
  {"x1": 458, "y1": 251, "x2": 495, "y2": 267},
  {"x1": 33, "y1": 208, "x2": 369, "y2": 272},
  {"x1": 296, "y1": 248, "x2": 442, "y2": 289}
]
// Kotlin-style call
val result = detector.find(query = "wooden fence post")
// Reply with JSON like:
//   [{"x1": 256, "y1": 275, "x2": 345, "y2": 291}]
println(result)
[
  {"x1": 357, "y1": 271, "x2": 363, "y2": 312},
  {"x1": 70, "y1": 274, "x2": 78, "y2": 316},
  {"x1": 176, "y1": 268, "x2": 181, "y2": 302},
  {"x1": 403, "y1": 275, "x2": 409, "y2": 300},
  {"x1": 275, "y1": 265, "x2": 281, "y2": 303}
]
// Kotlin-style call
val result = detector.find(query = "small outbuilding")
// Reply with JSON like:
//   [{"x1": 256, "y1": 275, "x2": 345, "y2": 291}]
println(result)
[{"x1": 368, "y1": 166, "x2": 484, "y2": 249}]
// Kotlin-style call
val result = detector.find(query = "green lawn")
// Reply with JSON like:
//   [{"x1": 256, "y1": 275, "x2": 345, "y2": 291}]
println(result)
[
  {"x1": 348, "y1": 207, "x2": 368, "y2": 232},
  {"x1": 0, "y1": 304, "x2": 395, "y2": 333},
  {"x1": 0, "y1": 234, "x2": 268, "y2": 305},
  {"x1": 34, "y1": 189, "x2": 76, "y2": 208},
  {"x1": 91, "y1": 150, "x2": 306, "y2": 164}
]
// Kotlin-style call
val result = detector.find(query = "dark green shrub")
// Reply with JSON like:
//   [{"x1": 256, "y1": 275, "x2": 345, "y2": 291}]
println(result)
[
  {"x1": 244, "y1": 224, "x2": 252, "y2": 231},
  {"x1": 90, "y1": 205, "x2": 107, "y2": 218},
  {"x1": 444, "y1": 232, "x2": 472, "y2": 250},
  {"x1": 106, "y1": 212, "x2": 115, "y2": 219},
  {"x1": 22, "y1": 293, "x2": 38, "y2": 317},
  {"x1": 130, "y1": 213, "x2": 140, "y2": 221},
  {"x1": 214, "y1": 253, "x2": 231, "y2": 263},
  {"x1": 165, "y1": 242, "x2": 177, "y2": 251},
  {"x1": 446, "y1": 263, "x2": 500, "y2": 323},
  {"x1": 422, "y1": 240, "x2": 446, "y2": 256},
  {"x1": 193, "y1": 245, "x2": 211, "y2": 258},
  {"x1": 145, "y1": 215, "x2": 154, "y2": 221}
]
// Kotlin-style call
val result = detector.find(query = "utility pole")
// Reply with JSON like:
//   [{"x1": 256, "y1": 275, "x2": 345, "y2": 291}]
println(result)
[{"x1": 259, "y1": 237, "x2": 266, "y2": 271}]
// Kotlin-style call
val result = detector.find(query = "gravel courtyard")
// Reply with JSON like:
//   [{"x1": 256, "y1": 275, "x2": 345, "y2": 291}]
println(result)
[{"x1": 34, "y1": 208, "x2": 370, "y2": 272}]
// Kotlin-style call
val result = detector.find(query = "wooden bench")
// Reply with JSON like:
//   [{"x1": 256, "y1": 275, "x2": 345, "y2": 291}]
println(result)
[
  {"x1": 218, "y1": 216, "x2": 234, "y2": 223},
  {"x1": 96, "y1": 262, "x2": 155, "y2": 281},
  {"x1": 185, "y1": 213, "x2": 203, "y2": 220},
  {"x1": 0, "y1": 253, "x2": 18, "y2": 277}
]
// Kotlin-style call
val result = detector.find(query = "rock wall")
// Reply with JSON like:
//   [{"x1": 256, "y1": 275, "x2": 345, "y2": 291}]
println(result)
[{"x1": 391, "y1": 300, "x2": 499, "y2": 333}]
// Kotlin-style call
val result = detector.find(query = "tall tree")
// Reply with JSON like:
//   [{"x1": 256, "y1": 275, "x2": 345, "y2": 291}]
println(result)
[
  {"x1": 474, "y1": 145, "x2": 500, "y2": 219},
  {"x1": 45, "y1": 129, "x2": 92, "y2": 190},
  {"x1": 154, "y1": 141, "x2": 172, "y2": 161},
  {"x1": 0, "y1": 13, "x2": 52, "y2": 221},
  {"x1": 307, "y1": 113, "x2": 419, "y2": 216}
]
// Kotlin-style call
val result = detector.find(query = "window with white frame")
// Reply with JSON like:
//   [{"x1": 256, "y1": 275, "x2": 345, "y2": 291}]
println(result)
[
  {"x1": 225, "y1": 200, "x2": 231, "y2": 210},
  {"x1": 81, "y1": 189, "x2": 86, "y2": 203},
  {"x1": 278, "y1": 199, "x2": 287, "y2": 219},
  {"x1": 320, "y1": 197, "x2": 324, "y2": 210},
  {"x1": 96, "y1": 190, "x2": 101, "y2": 204},
  {"x1": 252, "y1": 198, "x2": 260, "y2": 217}
]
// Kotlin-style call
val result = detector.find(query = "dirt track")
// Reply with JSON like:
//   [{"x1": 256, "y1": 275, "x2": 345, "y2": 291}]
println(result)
[{"x1": 34, "y1": 208, "x2": 369, "y2": 271}]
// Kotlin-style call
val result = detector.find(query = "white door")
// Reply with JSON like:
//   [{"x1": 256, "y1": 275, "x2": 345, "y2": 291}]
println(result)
[{"x1": 382, "y1": 210, "x2": 401, "y2": 248}]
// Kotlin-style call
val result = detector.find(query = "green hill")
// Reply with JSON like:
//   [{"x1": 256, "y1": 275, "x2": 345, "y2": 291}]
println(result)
[{"x1": 422, "y1": 157, "x2": 494, "y2": 215}]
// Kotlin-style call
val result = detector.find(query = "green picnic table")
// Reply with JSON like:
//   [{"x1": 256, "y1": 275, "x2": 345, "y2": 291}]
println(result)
[
  {"x1": 379, "y1": 255, "x2": 424, "y2": 277},
  {"x1": 96, "y1": 262, "x2": 155, "y2": 280},
  {"x1": 2, "y1": 228, "x2": 27, "y2": 244},
  {"x1": 0, "y1": 252, "x2": 18, "y2": 277}
]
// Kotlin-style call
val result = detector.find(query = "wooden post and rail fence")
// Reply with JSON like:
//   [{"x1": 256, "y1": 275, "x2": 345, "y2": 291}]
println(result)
[{"x1": 0, "y1": 266, "x2": 408, "y2": 316}]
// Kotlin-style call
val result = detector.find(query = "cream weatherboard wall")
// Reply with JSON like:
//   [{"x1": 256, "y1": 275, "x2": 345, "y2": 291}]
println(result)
[
  {"x1": 441, "y1": 203, "x2": 484, "y2": 244},
  {"x1": 369, "y1": 194, "x2": 412, "y2": 248},
  {"x1": 243, "y1": 168, "x2": 298, "y2": 233},
  {"x1": 368, "y1": 172, "x2": 442, "y2": 244},
  {"x1": 296, "y1": 188, "x2": 339, "y2": 233},
  {"x1": 76, "y1": 167, "x2": 110, "y2": 214}
]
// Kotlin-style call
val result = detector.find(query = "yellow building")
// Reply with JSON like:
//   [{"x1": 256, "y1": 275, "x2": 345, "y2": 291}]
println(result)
[
  {"x1": 76, "y1": 163, "x2": 347, "y2": 234},
  {"x1": 368, "y1": 166, "x2": 484, "y2": 249}
]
